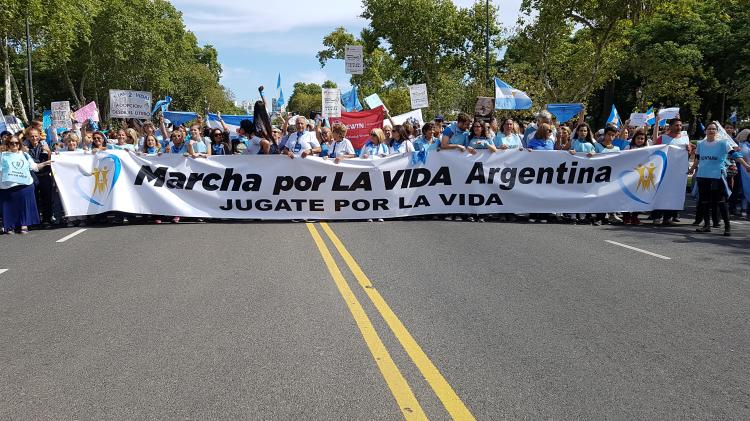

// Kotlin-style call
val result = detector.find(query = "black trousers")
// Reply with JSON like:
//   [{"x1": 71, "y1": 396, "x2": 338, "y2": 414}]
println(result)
[
  {"x1": 34, "y1": 173, "x2": 54, "y2": 223},
  {"x1": 697, "y1": 177, "x2": 729, "y2": 229}
]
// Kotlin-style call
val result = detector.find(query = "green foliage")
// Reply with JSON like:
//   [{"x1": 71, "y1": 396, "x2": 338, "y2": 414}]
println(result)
[
  {"x1": 287, "y1": 80, "x2": 337, "y2": 117},
  {"x1": 1, "y1": 0, "x2": 239, "y2": 120}
]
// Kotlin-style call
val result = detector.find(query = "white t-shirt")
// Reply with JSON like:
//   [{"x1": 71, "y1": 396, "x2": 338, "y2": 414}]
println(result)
[
  {"x1": 328, "y1": 138, "x2": 356, "y2": 158},
  {"x1": 243, "y1": 135, "x2": 263, "y2": 155},
  {"x1": 284, "y1": 132, "x2": 313, "y2": 156}
]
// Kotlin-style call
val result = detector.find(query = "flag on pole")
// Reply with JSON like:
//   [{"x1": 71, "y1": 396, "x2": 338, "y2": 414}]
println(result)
[
  {"x1": 341, "y1": 86, "x2": 363, "y2": 112},
  {"x1": 645, "y1": 106, "x2": 655, "y2": 126},
  {"x1": 730, "y1": 111, "x2": 737, "y2": 124},
  {"x1": 607, "y1": 105, "x2": 621, "y2": 128},
  {"x1": 546, "y1": 103, "x2": 584, "y2": 123},
  {"x1": 699, "y1": 121, "x2": 705, "y2": 132},
  {"x1": 494, "y1": 77, "x2": 532, "y2": 110},
  {"x1": 275, "y1": 74, "x2": 285, "y2": 108}
]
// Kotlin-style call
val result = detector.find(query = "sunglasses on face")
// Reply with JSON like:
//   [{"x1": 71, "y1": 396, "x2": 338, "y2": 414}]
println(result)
[{"x1": 8, "y1": 141, "x2": 20, "y2": 145}]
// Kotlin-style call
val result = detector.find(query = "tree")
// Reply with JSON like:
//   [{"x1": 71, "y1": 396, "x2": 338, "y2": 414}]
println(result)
[{"x1": 287, "y1": 81, "x2": 337, "y2": 117}]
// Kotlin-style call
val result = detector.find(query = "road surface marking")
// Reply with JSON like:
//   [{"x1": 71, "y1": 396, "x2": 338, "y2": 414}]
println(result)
[
  {"x1": 306, "y1": 224, "x2": 427, "y2": 420},
  {"x1": 0, "y1": 269, "x2": 8, "y2": 275},
  {"x1": 56, "y1": 229, "x2": 87, "y2": 243},
  {"x1": 605, "y1": 240, "x2": 671, "y2": 260},
  {"x1": 320, "y1": 222, "x2": 476, "y2": 420},
  {"x1": 731, "y1": 220, "x2": 749, "y2": 225}
]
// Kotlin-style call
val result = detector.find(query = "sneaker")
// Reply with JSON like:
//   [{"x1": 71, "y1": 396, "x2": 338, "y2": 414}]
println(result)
[
  {"x1": 466, "y1": 216, "x2": 475, "y2": 222},
  {"x1": 608, "y1": 214, "x2": 623, "y2": 223},
  {"x1": 478, "y1": 218, "x2": 485, "y2": 222},
  {"x1": 444, "y1": 216, "x2": 452, "y2": 221},
  {"x1": 695, "y1": 226, "x2": 711, "y2": 233},
  {"x1": 367, "y1": 219, "x2": 374, "y2": 222},
  {"x1": 172, "y1": 216, "x2": 180, "y2": 223},
  {"x1": 454, "y1": 216, "x2": 463, "y2": 221},
  {"x1": 672, "y1": 217, "x2": 681, "y2": 223},
  {"x1": 122, "y1": 216, "x2": 129, "y2": 224},
  {"x1": 154, "y1": 219, "x2": 162, "y2": 224},
  {"x1": 377, "y1": 218, "x2": 384, "y2": 222},
  {"x1": 591, "y1": 220, "x2": 601, "y2": 226},
  {"x1": 20, "y1": 226, "x2": 29, "y2": 234}
]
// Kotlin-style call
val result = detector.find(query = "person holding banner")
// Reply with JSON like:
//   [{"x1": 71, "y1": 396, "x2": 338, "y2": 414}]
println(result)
[
  {"x1": 467, "y1": 120, "x2": 496, "y2": 153},
  {"x1": 413, "y1": 123, "x2": 439, "y2": 152},
  {"x1": 188, "y1": 123, "x2": 211, "y2": 157},
  {"x1": 689, "y1": 122, "x2": 750, "y2": 236},
  {"x1": 89, "y1": 132, "x2": 108, "y2": 152},
  {"x1": 324, "y1": 123, "x2": 356, "y2": 164},
  {"x1": 526, "y1": 123, "x2": 555, "y2": 151},
  {"x1": 108, "y1": 129, "x2": 136, "y2": 152},
  {"x1": 209, "y1": 128, "x2": 231, "y2": 156},
  {"x1": 139, "y1": 135, "x2": 162, "y2": 156},
  {"x1": 522, "y1": 110, "x2": 556, "y2": 148},
  {"x1": 389, "y1": 125, "x2": 415, "y2": 155},
  {"x1": 570, "y1": 123, "x2": 597, "y2": 157},
  {"x1": 0, "y1": 135, "x2": 52, "y2": 234},
  {"x1": 282, "y1": 116, "x2": 320, "y2": 158},
  {"x1": 653, "y1": 117, "x2": 689, "y2": 225},
  {"x1": 24, "y1": 128, "x2": 55, "y2": 228},
  {"x1": 595, "y1": 126, "x2": 621, "y2": 154},
  {"x1": 360, "y1": 128, "x2": 389, "y2": 159},
  {"x1": 622, "y1": 128, "x2": 649, "y2": 225},
  {"x1": 554, "y1": 126, "x2": 572, "y2": 151},
  {"x1": 440, "y1": 113, "x2": 471, "y2": 152},
  {"x1": 493, "y1": 118, "x2": 523, "y2": 150}
]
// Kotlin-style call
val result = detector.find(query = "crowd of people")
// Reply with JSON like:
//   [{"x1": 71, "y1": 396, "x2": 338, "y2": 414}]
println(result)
[{"x1": 1, "y1": 99, "x2": 749, "y2": 236}]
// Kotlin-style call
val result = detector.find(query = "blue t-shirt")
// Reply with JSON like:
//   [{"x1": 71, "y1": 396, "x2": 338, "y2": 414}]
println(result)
[
  {"x1": 696, "y1": 139, "x2": 738, "y2": 179},
  {"x1": 413, "y1": 135, "x2": 439, "y2": 152},
  {"x1": 595, "y1": 143, "x2": 621, "y2": 154},
  {"x1": 442, "y1": 123, "x2": 468, "y2": 146},
  {"x1": 527, "y1": 138, "x2": 555, "y2": 150},
  {"x1": 612, "y1": 138, "x2": 630, "y2": 150},
  {"x1": 572, "y1": 139, "x2": 596, "y2": 153},
  {"x1": 493, "y1": 133, "x2": 522, "y2": 149},
  {"x1": 108, "y1": 143, "x2": 136, "y2": 151}
]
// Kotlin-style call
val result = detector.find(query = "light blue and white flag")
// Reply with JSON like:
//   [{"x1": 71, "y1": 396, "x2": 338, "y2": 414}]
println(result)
[
  {"x1": 341, "y1": 86, "x2": 363, "y2": 112},
  {"x1": 494, "y1": 77, "x2": 532, "y2": 110},
  {"x1": 162, "y1": 111, "x2": 198, "y2": 127},
  {"x1": 607, "y1": 104, "x2": 621, "y2": 128},
  {"x1": 645, "y1": 106, "x2": 655, "y2": 125},
  {"x1": 151, "y1": 95, "x2": 172, "y2": 116},
  {"x1": 730, "y1": 110, "x2": 737, "y2": 124}
]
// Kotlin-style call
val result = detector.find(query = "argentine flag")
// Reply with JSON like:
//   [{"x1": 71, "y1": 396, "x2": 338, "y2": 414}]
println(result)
[
  {"x1": 730, "y1": 111, "x2": 737, "y2": 124},
  {"x1": 341, "y1": 86, "x2": 363, "y2": 112},
  {"x1": 645, "y1": 106, "x2": 655, "y2": 125},
  {"x1": 494, "y1": 77, "x2": 532, "y2": 110},
  {"x1": 607, "y1": 104, "x2": 621, "y2": 128}
]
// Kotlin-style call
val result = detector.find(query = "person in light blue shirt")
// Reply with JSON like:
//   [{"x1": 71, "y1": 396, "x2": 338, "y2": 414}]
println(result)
[
  {"x1": 107, "y1": 129, "x2": 136, "y2": 151},
  {"x1": 413, "y1": 122, "x2": 440, "y2": 152},
  {"x1": 359, "y1": 128, "x2": 389, "y2": 159},
  {"x1": 440, "y1": 112, "x2": 471, "y2": 152},
  {"x1": 570, "y1": 123, "x2": 596, "y2": 156},
  {"x1": 467, "y1": 120, "x2": 496, "y2": 153},
  {"x1": 612, "y1": 126, "x2": 630, "y2": 150},
  {"x1": 522, "y1": 110, "x2": 557, "y2": 148},
  {"x1": 689, "y1": 122, "x2": 750, "y2": 236},
  {"x1": 595, "y1": 126, "x2": 621, "y2": 154},
  {"x1": 493, "y1": 118, "x2": 523, "y2": 150}
]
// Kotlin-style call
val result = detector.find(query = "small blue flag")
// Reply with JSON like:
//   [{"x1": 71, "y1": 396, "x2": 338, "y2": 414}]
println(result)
[
  {"x1": 277, "y1": 88, "x2": 285, "y2": 108},
  {"x1": 730, "y1": 111, "x2": 737, "y2": 124},
  {"x1": 607, "y1": 104, "x2": 621, "y2": 129},
  {"x1": 151, "y1": 96, "x2": 172, "y2": 116},
  {"x1": 546, "y1": 103, "x2": 584, "y2": 123},
  {"x1": 341, "y1": 86, "x2": 363, "y2": 112},
  {"x1": 645, "y1": 106, "x2": 655, "y2": 126}
]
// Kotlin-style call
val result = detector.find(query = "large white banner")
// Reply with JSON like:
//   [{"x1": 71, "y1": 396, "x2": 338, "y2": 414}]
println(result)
[
  {"x1": 52, "y1": 146, "x2": 688, "y2": 219},
  {"x1": 109, "y1": 89, "x2": 152, "y2": 119}
]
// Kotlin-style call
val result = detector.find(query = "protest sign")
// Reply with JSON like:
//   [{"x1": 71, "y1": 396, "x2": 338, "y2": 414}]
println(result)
[
  {"x1": 322, "y1": 88, "x2": 342, "y2": 118},
  {"x1": 109, "y1": 89, "x2": 152, "y2": 119},
  {"x1": 74, "y1": 101, "x2": 100, "y2": 123},
  {"x1": 345, "y1": 45, "x2": 364, "y2": 75},
  {"x1": 3, "y1": 115, "x2": 24, "y2": 133},
  {"x1": 51, "y1": 101, "x2": 71, "y2": 128},
  {"x1": 408, "y1": 84, "x2": 429, "y2": 109},
  {"x1": 629, "y1": 113, "x2": 649, "y2": 127},
  {"x1": 53, "y1": 146, "x2": 688, "y2": 220},
  {"x1": 475, "y1": 97, "x2": 494, "y2": 119},
  {"x1": 329, "y1": 106, "x2": 385, "y2": 149},
  {"x1": 658, "y1": 107, "x2": 680, "y2": 120},
  {"x1": 391, "y1": 109, "x2": 424, "y2": 129},
  {"x1": 364, "y1": 93, "x2": 384, "y2": 109}
]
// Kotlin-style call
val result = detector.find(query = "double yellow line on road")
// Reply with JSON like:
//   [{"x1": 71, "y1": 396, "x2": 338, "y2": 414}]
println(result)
[{"x1": 306, "y1": 222, "x2": 475, "y2": 420}]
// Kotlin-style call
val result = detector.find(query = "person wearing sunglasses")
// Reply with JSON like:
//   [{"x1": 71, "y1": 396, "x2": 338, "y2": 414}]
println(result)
[{"x1": 0, "y1": 135, "x2": 52, "y2": 234}]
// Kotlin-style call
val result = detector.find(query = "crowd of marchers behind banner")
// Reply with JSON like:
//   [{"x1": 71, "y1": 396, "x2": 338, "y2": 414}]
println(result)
[{"x1": 1, "y1": 98, "x2": 749, "y2": 236}]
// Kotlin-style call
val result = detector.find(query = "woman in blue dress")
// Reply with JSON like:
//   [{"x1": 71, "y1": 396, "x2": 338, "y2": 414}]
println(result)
[{"x1": 0, "y1": 135, "x2": 52, "y2": 234}]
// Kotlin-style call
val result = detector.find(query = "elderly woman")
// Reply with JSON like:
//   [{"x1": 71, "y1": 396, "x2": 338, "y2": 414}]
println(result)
[
  {"x1": 0, "y1": 135, "x2": 52, "y2": 234},
  {"x1": 360, "y1": 128, "x2": 389, "y2": 159},
  {"x1": 326, "y1": 123, "x2": 356, "y2": 164}
]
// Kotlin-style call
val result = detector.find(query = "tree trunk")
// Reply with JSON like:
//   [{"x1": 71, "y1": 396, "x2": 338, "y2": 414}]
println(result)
[
  {"x1": 9, "y1": 72, "x2": 29, "y2": 124},
  {"x1": 2, "y1": 37, "x2": 12, "y2": 113},
  {"x1": 63, "y1": 62, "x2": 81, "y2": 108}
]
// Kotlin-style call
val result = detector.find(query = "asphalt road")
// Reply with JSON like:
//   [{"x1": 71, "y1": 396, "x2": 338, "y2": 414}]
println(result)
[{"x1": 1, "y1": 212, "x2": 748, "y2": 419}]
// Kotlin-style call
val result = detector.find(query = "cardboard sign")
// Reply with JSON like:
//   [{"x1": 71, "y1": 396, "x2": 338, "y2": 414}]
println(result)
[
  {"x1": 408, "y1": 84, "x2": 429, "y2": 109},
  {"x1": 321, "y1": 88, "x2": 342, "y2": 118},
  {"x1": 51, "y1": 101, "x2": 71, "y2": 128},
  {"x1": 345, "y1": 45, "x2": 364, "y2": 75},
  {"x1": 109, "y1": 89, "x2": 152, "y2": 119}
]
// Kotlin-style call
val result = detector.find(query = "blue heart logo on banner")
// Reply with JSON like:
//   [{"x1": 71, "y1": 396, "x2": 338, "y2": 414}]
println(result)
[{"x1": 617, "y1": 150, "x2": 668, "y2": 204}]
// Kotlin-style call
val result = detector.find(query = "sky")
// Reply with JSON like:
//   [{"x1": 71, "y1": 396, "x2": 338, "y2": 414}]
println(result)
[{"x1": 169, "y1": 0, "x2": 523, "y2": 106}]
